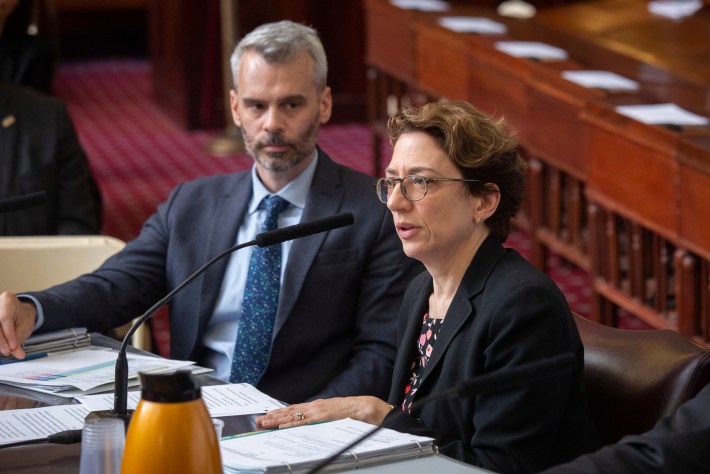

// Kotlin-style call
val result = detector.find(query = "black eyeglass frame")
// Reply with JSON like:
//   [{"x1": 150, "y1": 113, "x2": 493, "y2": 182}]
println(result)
[{"x1": 375, "y1": 175, "x2": 481, "y2": 203}]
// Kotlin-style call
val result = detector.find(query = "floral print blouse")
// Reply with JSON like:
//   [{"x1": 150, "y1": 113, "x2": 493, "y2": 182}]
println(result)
[{"x1": 401, "y1": 313, "x2": 445, "y2": 413}]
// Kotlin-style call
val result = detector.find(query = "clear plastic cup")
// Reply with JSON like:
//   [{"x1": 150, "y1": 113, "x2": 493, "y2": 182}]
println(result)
[
  {"x1": 212, "y1": 418, "x2": 224, "y2": 439},
  {"x1": 79, "y1": 418, "x2": 125, "y2": 474}
]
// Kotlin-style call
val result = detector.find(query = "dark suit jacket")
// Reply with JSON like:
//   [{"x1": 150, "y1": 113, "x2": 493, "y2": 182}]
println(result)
[
  {"x1": 0, "y1": 34, "x2": 54, "y2": 94},
  {"x1": 382, "y1": 236, "x2": 599, "y2": 473},
  {"x1": 32, "y1": 150, "x2": 421, "y2": 403},
  {"x1": 0, "y1": 84, "x2": 102, "y2": 235},
  {"x1": 541, "y1": 382, "x2": 710, "y2": 474}
]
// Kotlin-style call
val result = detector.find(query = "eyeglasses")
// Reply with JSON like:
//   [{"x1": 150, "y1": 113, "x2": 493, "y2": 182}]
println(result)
[{"x1": 375, "y1": 175, "x2": 481, "y2": 203}]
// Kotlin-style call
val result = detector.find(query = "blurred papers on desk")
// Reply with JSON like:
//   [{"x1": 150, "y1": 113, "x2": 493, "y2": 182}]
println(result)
[
  {"x1": 437, "y1": 16, "x2": 507, "y2": 34},
  {"x1": 648, "y1": 0, "x2": 702, "y2": 19},
  {"x1": 390, "y1": 0, "x2": 450, "y2": 11},
  {"x1": 615, "y1": 103, "x2": 709, "y2": 126},
  {"x1": 77, "y1": 383, "x2": 286, "y2": 417},
  {"x1": 220, "y1": 418, "x2": 436, "y2": 473},
  {"x1": 561, "y1": 70, "x2": 640, "y2": 92},
  {"x1": 0, "y1": 347, "x2": 199, "y2": 397},
  {"x1": 495, "y1": 41, "x2": 569, "y2": 61}
]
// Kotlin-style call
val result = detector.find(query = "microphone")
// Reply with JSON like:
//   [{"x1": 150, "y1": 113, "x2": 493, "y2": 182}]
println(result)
[
  {"x1": 94, "y1": 212, "x2": 355, "y2": 423},
  {"x1": 305, "y1": 353, "x2": 577, "y2": 474},
  {"x1": 0, "y1": 429, "x2": 83, "y2": 449},
  {"x1": 256, "y1": 212, "x2": 354, "y2": 247},
  {"x1": 0, "y1": 191, "x2": 46, "y2": 213}
]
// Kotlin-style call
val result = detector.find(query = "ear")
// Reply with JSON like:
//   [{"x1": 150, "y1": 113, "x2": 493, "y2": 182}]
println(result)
[
  {"x1": 474, "y1": 183, "x2": 501, "y2": 222},
  {"x1": 229, "y1": 89, "x2": 242, "y2": 128},
  {"x1": 319, "y1": 86, "x2": 333, "y2": 124}
]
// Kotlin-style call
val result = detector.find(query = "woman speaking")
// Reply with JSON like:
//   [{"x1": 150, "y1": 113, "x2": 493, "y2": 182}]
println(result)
[{"x1": 258, "y1": 100, "x2": 599, "y2": 473}]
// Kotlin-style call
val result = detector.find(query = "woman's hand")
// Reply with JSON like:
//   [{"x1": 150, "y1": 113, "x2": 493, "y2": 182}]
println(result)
[{"x1": 256, "y1": 396, "x2": 393, "y2": 430}]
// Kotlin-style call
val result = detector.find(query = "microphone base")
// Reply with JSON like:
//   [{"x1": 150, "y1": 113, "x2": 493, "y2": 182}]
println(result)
[{"x1": 85, "y1": 409, "x2": 134, "y2": 431}]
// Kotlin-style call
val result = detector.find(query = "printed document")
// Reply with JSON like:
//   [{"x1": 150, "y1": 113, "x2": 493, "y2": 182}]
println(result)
[
  {"x1": 0, "y1": 347, "x2": 197, "y2": 396},
  {"x1": 0, "y1": 404, "x2": 89, "y2": 446},
  {"x1": 221, "y1": 418, "x2": 435, "y2": 473},
  {"x1": 77, "y1": 383, "x2": 286, "y2": 416}
]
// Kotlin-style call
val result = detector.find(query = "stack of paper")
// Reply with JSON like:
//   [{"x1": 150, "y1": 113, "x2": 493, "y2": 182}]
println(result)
[
  {"x1": 77, "y1": 383, "x2": 286, "y2": 417},
  {"x1": 0, "y1": 347, "x2": 200, "y2": 397},
  {"x1": 0, "y1": 328, "x2": 90, "y2": 364},
  {"x1": 561, "y1": 70, "x2": 640, "y2": 92},
  {"x1": 495, "y1": 41, "x2": 569, "y2": 61},
  {"x1": 0, "y1": 383, "x2": 286, "y2": 447},
  {"x1": 390, "y1": 0, "x2": 450, "y2": 12},
  {"x1": 648, "y1": 0, "x2": 702, "y2": 20},
  {"x1": 615, "y1": 103, "x2": 709, "y2": 126},
  {"x1": 438, "y1": 16, "x2": 507, "y2": 34},
  {"x1": 221, "y1": 418, "x2": 436, "y2": 473}
]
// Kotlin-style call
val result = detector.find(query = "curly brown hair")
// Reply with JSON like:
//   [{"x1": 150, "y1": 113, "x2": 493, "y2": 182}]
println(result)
[{"x1": 387, "y1": 100, "x2": 526, "y2": 241}]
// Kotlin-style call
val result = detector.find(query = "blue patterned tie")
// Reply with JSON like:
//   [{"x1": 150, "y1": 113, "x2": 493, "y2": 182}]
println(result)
[{"x1": 230, "y1": 195, "x2": 290, "y2": 384}]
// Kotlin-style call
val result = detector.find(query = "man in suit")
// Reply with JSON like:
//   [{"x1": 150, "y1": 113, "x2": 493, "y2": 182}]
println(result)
[
  {"x1": 0, "y1": 83, "x2": 102, "y2": 235},
  {"x1": 542, "y1": 382, "x2": 710, "y2": 473},
  {"x1": 0, "y1": 20, "x2": 420, "y2": 404}
]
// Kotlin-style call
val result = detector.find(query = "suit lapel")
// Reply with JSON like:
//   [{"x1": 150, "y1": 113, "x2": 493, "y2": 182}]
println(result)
[
  {"x1": 415, "y1": 236, "x2": 506, "y2": 391},
  {"x1": 195, "y1": 172, "x2": 252, "y2": 329},
  {"x1": 273, "y1": 149, "x2": 343, "y2": 337}
]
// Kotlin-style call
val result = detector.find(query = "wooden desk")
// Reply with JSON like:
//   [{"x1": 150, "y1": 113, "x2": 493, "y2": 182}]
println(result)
[
  {"x1": 581, "y1": 99, "x2": 680, "y2": 330},
  {"x1": 525, "y1": 66, "x2": 599, "y2": 271},
  {"x1": 535, "y1": 0, "x2": 710, "y2": 86},
  {"x1": 364, "y1": 0, "x2": 433, "y2": 175}
]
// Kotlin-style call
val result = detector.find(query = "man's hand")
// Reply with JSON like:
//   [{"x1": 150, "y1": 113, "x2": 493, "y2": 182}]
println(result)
[{"x1": 0, "y1": 292, "x2": 38, "y2": 358}]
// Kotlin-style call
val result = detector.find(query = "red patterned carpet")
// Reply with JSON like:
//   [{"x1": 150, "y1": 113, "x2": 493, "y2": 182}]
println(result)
[{"x1": 53, "y1": 59, "x2": 645, "y2": 355}]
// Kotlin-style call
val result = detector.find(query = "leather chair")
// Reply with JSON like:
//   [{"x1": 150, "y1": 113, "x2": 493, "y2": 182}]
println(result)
[{"x1": 573, "y1": 313, "x2": 710, "y2": 446}]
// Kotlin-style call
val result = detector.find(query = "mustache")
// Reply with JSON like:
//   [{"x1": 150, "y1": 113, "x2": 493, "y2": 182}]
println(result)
[{"x1": 256, "y1": 133, "x2": 291, "y2": 149}]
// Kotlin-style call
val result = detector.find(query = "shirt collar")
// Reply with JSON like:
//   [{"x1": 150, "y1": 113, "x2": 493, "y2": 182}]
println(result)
[{"x1": 248, "y1": 150, "x2": 319, "y2": 213}]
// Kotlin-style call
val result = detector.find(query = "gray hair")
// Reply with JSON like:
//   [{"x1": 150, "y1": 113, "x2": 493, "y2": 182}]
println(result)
[{"x1": 230, "y1": 20, "x2": 328, "y2": 91}]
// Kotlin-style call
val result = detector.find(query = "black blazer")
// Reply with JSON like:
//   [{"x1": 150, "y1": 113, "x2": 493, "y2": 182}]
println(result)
[
  {"x1": 0, "y1": 84, "x2": 102, "y2": 235},
  {"x1": 542, "y1": 382, "x2": 710, "y2": 473},
  {"x1": 32, "y1": 150, "x2": 422, "y2": 403},
  {"x1": 383, "y1": 236, "x2": 599, "y2": 473}
]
